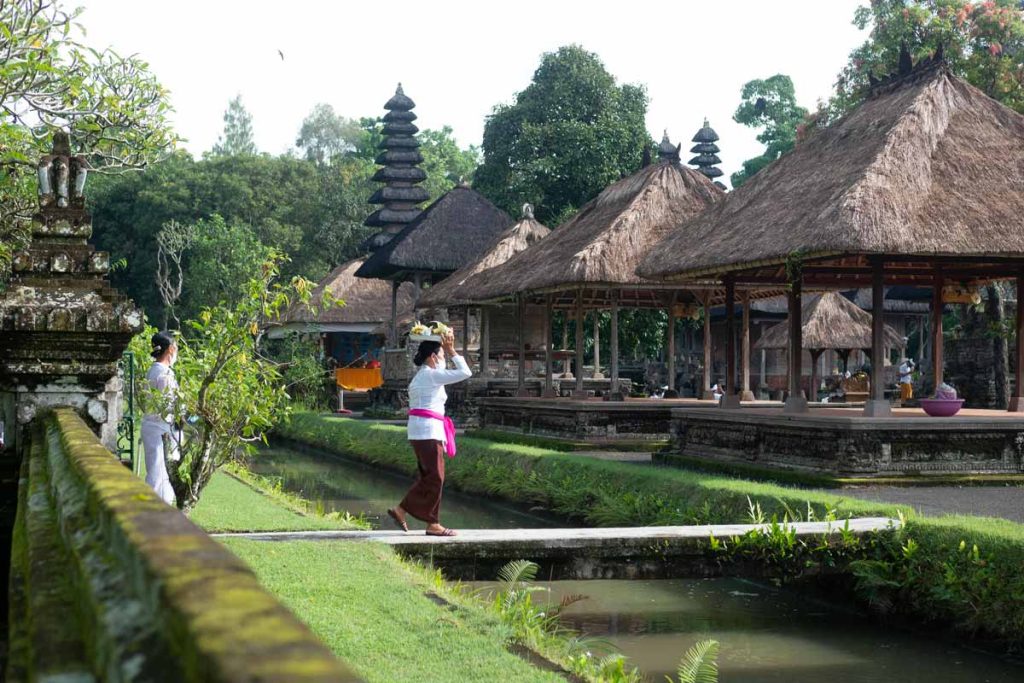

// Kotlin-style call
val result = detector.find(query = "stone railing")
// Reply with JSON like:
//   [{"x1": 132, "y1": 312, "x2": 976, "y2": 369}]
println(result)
[{"x1": 7, "y1": 408, "x2": 361, "y2": 682}]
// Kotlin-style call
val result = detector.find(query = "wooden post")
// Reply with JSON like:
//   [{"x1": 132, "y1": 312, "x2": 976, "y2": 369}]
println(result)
[
  {"x1": 809, "y1": 349, "x2": 824, "y2": 403},
  {"x1": 740, "y1": 292, "x2": 754, "y2": 401},
  {"x1": 561, "y1": 311, "x2": 571, "y2": 378},
  {"x1": 722, "y1": 279, "x2": 740, "y2": 408},
  {"x1": 932, "y1": 270, "x2": 944, "y2": 390},
  {"x1": 592, "y1": 311, "x2": 604, "y2": 379},
  {"x1": 784, "y1": 275, "x2": 807, "y2": 413},
  {"x1": 574, "y1": 290, "x2": 586, "y2": 398},
  {"x1": 610, "y1": 292, "x2": 622, "y2": 400},
  {"x1": 543, "y1": 295, "x2": 557, "y2": 398},
  {"x1": 389, "y1": 280, "x2": 399, "y2": 347},
  {"x1": 1010, "y1": 273, "x2": 1024, "y2": 412},
  {"x1": 515, "y1": 295, "x2": 528, "y2": 397},
  {"x1": 865, "y1": 258, "x2": 891, "y2": 416},
  {"x1": 667, "y1": 295, "x2": 677, "y2": 394},
  {"x1": 702, "y1": 291, "x2": 713, "y2": 400},
  {"x1": 479, "y1": 306, "x2": 491, "y2": 378},
  {"x1": 462, "y1": 306, "x2": 470, "y2": 358}
]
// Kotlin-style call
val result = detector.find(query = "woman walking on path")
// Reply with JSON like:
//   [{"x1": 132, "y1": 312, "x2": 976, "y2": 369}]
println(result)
[
  {"x1": 140, "y1": 331, "x2": 179, "y2": 506},
  {"x1": 388, "y1": 328, "x2": 471, "y2": 536}
]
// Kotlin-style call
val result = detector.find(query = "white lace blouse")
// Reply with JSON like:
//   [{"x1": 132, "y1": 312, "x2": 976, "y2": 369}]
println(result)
[{"x1": 406, "y1": 354, "x2": 471, "y2": 443}]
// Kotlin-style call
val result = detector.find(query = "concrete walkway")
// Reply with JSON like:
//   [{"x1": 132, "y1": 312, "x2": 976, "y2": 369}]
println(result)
[
  {"x1": 839, "y1": 486, "x2": 1024, "y2": 522},
  {"x1": 213, "y1": 517, "x2": 899, "y2": 545}
]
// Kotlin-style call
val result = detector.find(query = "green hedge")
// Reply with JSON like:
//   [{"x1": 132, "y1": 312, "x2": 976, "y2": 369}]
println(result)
[{"x1": 279, "y1": 412, "x2": 1024, "y2": 649}]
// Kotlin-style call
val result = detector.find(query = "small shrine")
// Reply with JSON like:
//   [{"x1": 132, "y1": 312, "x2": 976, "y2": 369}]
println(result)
[{"x1": 0, "y1": 133, "x2": 142, "y2": 454}]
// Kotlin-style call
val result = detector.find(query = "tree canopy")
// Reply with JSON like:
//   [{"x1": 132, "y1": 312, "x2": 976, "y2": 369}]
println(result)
[
  {"x1": 730, "y1": 75, "x2": 808, "y2": 188},
  {"x1": 210, "y1": 95, "x2": 257, "y2": 157},
  {"x1": 829, "y1": 0, "x2": 1024, "y2": 118},
  {"x1": 474, "y1": 45, "x2": 651, "y2": 224}
]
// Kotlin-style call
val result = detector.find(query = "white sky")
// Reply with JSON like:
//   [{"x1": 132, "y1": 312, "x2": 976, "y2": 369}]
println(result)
[{"x1": 77, "y1": 0, "x2": 868, "y2": 186}]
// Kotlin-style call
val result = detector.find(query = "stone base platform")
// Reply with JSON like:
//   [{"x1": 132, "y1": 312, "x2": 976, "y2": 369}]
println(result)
[
  {"x1": 668, "y1": 407, "x2": 1024, "y2": 476},
  {"x1": 477, "y1": 396, "x2": 786, "y2": 443}
]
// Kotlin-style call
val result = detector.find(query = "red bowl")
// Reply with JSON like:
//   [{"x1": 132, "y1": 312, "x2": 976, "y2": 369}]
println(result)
[{"x1": 919, "y1": 398, "x2": 965, "y2": 417}]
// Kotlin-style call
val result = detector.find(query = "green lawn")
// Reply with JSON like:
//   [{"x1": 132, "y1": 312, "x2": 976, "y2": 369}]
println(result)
[
  {"x1": 222, "y1": 539, "x2": 562, "y2": 683},
  {"x1": 189, "y1": 472, "x2": 353, "y2": 533}
]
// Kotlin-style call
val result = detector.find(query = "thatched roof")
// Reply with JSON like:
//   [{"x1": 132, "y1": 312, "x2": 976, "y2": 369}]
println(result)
[
  {"x1": 281, "y1": 259, "x2": 416, "y2": 326},
  {"x1": 418, "y1": 206, "x2": 550, "y2": 308},
  {"x1": 355, "y1": 186, "x2": 513, "y2": 280},
  {"x1": 755, "y1": 292, "x2": 905, "y2": 351},
  {"x1": 458, "y1": 158, "x2": 723, "y2": 302},
  {"x1": 639, "y1": 67, "x2": 1024, "y2": 282}
]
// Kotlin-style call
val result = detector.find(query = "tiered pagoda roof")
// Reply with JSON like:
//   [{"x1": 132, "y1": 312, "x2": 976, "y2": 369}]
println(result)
[
  {"x1": 689, "y1": 119, "x2": 724, "y2": 188},
  {"x1": 362, "y1": 84, "x2": 428, "y2": 251}
]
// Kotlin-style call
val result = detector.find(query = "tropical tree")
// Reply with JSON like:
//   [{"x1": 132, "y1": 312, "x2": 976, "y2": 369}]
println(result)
[
  {"x1": 295, "y1": 102, "x2": 362, "y2": 166},
  {"x1": 474, "y1": 45, "x2": 651, "y2": 224},
  {"x1": 730, "y1": 75, "x2": 808, "y2": 188},
  {"x1": 131, "y1": 252, "x2": 326, "y2": 512},
  {"x1": 0, "y1": 0, "x2": 176, "y2": 280},
  {"x1": 210, "y1": 95, "x2": 257, "y2": 157},
  {"x1": 829, "y1": 0, "x2": 1024, "y2": 118}
]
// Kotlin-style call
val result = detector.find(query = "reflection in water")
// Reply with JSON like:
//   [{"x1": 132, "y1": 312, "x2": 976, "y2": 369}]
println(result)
[
  {"x1": 472, "y1": 578, "x2": 1024, "y2": 683},
  {"x1": 249, "y1": 446, "x2": 563, "y2": 530}
]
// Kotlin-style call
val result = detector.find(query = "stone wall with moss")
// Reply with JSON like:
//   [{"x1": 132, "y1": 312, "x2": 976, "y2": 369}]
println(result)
[{"x1": 6, "y1": 408, "x2": 361, "y2": 682}]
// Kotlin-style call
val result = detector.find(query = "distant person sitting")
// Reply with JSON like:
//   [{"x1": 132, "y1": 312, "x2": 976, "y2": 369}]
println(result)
[{"x1": 711, "y1": 382, "x2": 724, "y2": 401}]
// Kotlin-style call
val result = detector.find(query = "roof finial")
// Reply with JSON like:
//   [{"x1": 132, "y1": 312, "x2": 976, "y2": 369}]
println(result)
[
  {"x1": 396, "y1": 82, "x2": 404, "y2": 95},
  {"x1": 657, "y1": 130, "x2": 680, "y2": 162},
  {"x1": 522, "y1": 203, "x2": 534, "y2": 220}
]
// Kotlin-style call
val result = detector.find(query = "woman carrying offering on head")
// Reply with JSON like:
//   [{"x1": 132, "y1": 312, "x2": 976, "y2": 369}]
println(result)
[
  {"x1": 140, "y1": 331, "x2": 179, "y2": 506},
  {"x1": 388, "y1": 325, "x2": 471, "y2": 536}
]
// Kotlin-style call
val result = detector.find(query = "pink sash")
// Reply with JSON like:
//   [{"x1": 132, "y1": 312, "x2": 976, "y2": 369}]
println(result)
[{"x1": 408, "y1": 409, "x2": 457, "y2": 457}]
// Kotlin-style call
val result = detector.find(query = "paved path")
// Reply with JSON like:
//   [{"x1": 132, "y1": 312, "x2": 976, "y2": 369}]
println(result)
[
  {"x1": 213, "y1": 517, "x2": 899, "y2": 545},
  {"x1": 840, "y1": 485, "x2": 1024, "y2": 522}
]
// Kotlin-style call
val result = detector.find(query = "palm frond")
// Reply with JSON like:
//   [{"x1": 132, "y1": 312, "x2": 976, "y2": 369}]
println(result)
[
  {"x1": 676, "y1": 639, "x2": 720, "y2": 683},
  {"x1": 497, "y1": 559, "x2": 539, "y2": 587}
]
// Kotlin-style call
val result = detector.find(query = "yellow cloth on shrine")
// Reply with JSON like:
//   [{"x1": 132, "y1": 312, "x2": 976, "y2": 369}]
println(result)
[{"x1": 336, "y1": 367, "x2": 383, "y2": 391}]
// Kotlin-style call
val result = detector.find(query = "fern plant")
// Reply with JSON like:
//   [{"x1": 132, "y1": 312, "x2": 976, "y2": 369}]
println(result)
[{"x1": 673, "y1": 639, "x2": 720, "y2": 683}]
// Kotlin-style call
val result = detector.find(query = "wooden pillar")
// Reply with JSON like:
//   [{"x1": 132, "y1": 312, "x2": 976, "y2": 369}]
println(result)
[
  {"x1": 722, "y1": 279, "x2": 740, "y2": 408},
  {"x1": 592, "y1": 311, "x2": 604, "y2": 379},
  {"x1": 809, "y1": 349, "x2": 824, "y2": 403},
  {"x1": 389, "y1": 280, "x2": 399, "y2": 347},
  {"x1": 865, "y1": 259, "x2": 891, "y2": 416},
  {"x1": 667, "y1": 296, "x2": 677, "y2": 393},
  {"x1": 573, "y1": 290, "x2": 586, "y2": 398},
  {"x1": 1010, "y1": 273, "x2": 1024, "y2": 411},
  {"x1": 610, "y1": 292, "x2": 622, "y2": 400},
  {"x1": 479, "y1": 306, "x2": 491, "y2": 378},
  {"x1": 543, "y1": 295, "x2": 557, "y2": 398},
  {"x1": 740, "y1": 292, "x2": 754, "y2": 401},
  {"x1": 461, "y1": 306, "x2": 470, "y2": 358},
  {"x1": 702, "y1": 291, "x2": 713, "y2": 400},
  {"x1": 784, "y1": 275, "x2": 807, "y2": 413},
  {"x1": 516, "y1": 295, "x2": 528, "y2": 397},
  {"x1": 932, "y1": 270, "x2": 944, "y2": 390},
  {"x1": 561, "y1": 310, "x2": 571, "y2": 378}
]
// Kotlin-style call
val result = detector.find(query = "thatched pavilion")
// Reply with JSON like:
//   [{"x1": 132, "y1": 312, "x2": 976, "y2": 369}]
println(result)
[
  {"x1": 640, "y1": 59, "x2": 1024, "y2": 418},
  {"x1": 355, "y1": 184, "x2": 513, "y2": 343},
  {"x1": 417, "y1": 204, "x2": 551, "y2": 375},
  {"x1": 754, "y1": 292, "x2": 904, "y2": 401},
  {"x1": 267, "y1": 258, "x2": 416, "y2": 364},
  {"x1": 457, "y1": 135, "x2": 724, "y2": 399}
]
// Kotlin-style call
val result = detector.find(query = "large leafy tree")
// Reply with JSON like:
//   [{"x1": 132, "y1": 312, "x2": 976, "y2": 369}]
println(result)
[
  {"x1": 210, "y1": 95, "x2": 257, "y2": 157},
  {"x1": 474, "y1": 45, "x2": 651, "y2": 224},
  {"x1": 730, "y1": 75, "x2": 808, "y2": 188},
  {"x1": 829, "y1": 0, "x2": 1024, "y2": 118},
  {"x1": 295, "y1": 103, "x2": 362, "y2": 166},
  {"x1": 0, "y1": 0, "x2": 176, "y2": 279}
]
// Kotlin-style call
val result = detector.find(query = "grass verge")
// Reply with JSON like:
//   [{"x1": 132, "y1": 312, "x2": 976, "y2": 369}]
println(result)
[
  {"x1": 189, "y1": 470, "x2": 361, "y2": 533},
  {"x1": 466, "y1": 428, "x2": 667, "y2": 453},
  {"x1": 279, "y1": 411, "x2": 1024, "y2": 650}
]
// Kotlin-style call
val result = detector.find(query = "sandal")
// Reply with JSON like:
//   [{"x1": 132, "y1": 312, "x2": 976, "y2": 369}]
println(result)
[
  {"x1": 425, "y1": 527, "x2": 458, "y2": 537},
  {"x1": 386, "y1": 508, "x2": 409, "y2": 532}
]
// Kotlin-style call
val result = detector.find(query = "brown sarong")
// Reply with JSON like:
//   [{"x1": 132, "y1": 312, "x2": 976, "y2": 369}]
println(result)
[{"x1": 400, "y1": 439, "x2": 445, "y2": 524}]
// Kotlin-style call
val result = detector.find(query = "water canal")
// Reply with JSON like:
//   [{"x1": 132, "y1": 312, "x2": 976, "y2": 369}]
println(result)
[{"x1": 252, "y1": 445, "x2": 1024, "y2": 682}]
